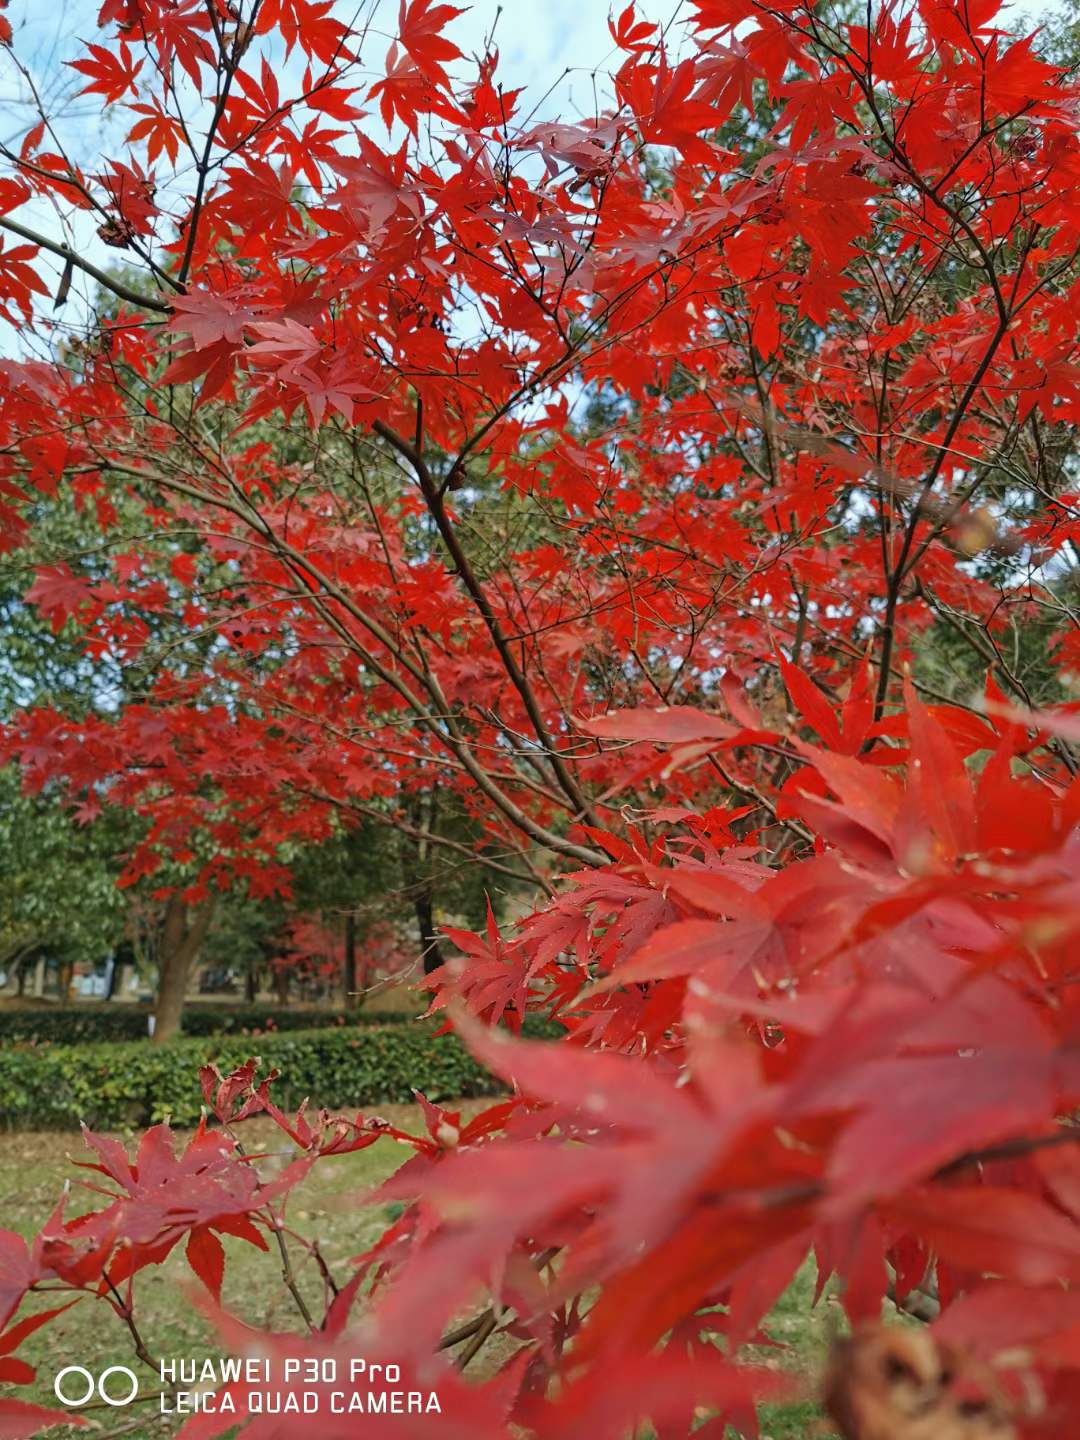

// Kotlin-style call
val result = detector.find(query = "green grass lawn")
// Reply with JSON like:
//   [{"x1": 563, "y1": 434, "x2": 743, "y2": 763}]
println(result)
[{"x1": 0, "y1": 1110, "x2": 840, "y2": 1438}]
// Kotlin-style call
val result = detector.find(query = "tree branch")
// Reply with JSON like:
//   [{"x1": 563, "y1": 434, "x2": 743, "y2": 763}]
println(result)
[{"x1": 0, "y1": 215, "x2": 171, "y2": 315}]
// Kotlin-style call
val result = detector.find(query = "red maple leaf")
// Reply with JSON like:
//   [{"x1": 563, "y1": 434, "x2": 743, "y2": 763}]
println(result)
[
  {"x1": 68, "y1": 41, "x2": 142, "y2": 103},
  {"x1": 26, "y1": 563, "x2": 94, "y2": 633}
]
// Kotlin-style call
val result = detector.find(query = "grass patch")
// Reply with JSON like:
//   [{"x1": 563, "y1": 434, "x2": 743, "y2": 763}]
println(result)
[
  {"x1": 0, "y1": 1112, "x2": 839, "y2": 1438},
  {"x1": 752, "y1": 1260, "x2": 841, "y2": 1438}
]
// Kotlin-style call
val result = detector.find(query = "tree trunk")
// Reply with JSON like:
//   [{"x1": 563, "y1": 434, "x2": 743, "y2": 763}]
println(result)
[
  {"x1": 152, "y1": 894, "x2": 216, "y2": 1044},
  {"x1": 57, "y1": 959, "x2": 74, "y2": 1002},
  {"x1": 9, "y1": 944, "x2": 38, "y2": 997},
  {"x1": 405, "y1": 793, "x2": 445, "y2": 975},
  {"x1": 272, "y1": 964, "x2": 289, "y2": 1005},
  {"x1": 415, "y1": 889, "x2": 445, "y2": 975},
  {"x1": 343, "y1": 912, "x2": 359, "y2": 1008}
]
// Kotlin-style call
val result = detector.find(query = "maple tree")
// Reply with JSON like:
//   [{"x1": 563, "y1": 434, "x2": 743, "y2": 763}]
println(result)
[{"x1": 1, "y1": 0, "x2": 1080, "y2": 1435}]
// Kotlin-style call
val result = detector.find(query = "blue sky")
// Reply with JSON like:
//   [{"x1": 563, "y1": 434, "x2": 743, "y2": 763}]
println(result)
[
  {"x1": 2, "y1": 0, "x2": 634, "y2": 92},
  {"x1": 0, "y1": 0, "x2": 651, "y2": 166}
]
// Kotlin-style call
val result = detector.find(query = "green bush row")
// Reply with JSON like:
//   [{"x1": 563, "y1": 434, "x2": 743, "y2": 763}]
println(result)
[
  {"x1": 0, "y1": 1004, "x2": 416, "y2": 1045},
  {"x1": 0, "y1": 1023, "x2": 505, "y2": 1130}
]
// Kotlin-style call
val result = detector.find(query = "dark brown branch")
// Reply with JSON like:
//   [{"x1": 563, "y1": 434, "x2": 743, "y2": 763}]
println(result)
[
  {"x1": 373, "y1": 418, "x2": 599, "y2": 827},
  {"x1": 0, "y1": 215, "x2": 172, "y2": 315}
]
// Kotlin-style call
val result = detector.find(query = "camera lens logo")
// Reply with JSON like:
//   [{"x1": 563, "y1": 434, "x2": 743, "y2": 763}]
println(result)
[{"x1": 54, "y1": 1365, "x2": 139, "y2": 1407}]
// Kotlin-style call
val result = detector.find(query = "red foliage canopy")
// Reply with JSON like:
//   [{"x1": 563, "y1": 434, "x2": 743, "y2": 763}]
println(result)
[{"x1": 0, "y1": 0, "x2": 1079, "y2": 1434}]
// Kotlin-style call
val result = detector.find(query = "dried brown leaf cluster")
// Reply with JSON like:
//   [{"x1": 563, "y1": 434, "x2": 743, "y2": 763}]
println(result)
[{"x1": 824, "y1": 1327, "x2": 1015, "y2": 1440}]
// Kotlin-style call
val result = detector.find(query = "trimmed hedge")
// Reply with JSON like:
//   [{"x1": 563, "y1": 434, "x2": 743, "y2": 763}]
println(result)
[
  {"x1": 0, "y1": 1005, "x2": 416, "y2": 1046},
  {"x1": 0, "y1": 1023, "x2": 503, "y2": 1130}
]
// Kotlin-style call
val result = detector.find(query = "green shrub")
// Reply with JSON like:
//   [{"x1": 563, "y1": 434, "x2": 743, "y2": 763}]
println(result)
[
  {"x1": 0, "y1": 1023, "x2": 506, "y2": 1130},
  {"x1": 181, "y1": 1006, "x2": 423, "y2": 1037},
  {"x1": 0, "y1": 1005, "x2": 415, "y2": 1045}
]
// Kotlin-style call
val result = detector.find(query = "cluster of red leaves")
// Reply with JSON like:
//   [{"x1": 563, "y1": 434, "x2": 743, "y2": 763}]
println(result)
[
  {"x1": 3, "y1": 685, "x2": 1080, "y2": 1435},
  {"x1": 0, "y1": 0, "x2": 1079, "y2": 1436},
  {"x1": 0, "y1": 1108, "x2": 308, "y2": 1435},
  {"x1": 271, "y1": 914, "x2": 410, "y2": 988}
]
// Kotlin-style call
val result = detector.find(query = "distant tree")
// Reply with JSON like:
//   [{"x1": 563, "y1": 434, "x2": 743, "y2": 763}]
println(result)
[{"x1": 0, "y1": 767, "x2": 126, "y2": 992}]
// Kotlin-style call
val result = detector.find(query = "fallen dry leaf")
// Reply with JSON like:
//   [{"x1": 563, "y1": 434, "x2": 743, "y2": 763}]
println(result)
[{"x1": 823, "y1": 1325, "x2": 1015, "y2": 1440}]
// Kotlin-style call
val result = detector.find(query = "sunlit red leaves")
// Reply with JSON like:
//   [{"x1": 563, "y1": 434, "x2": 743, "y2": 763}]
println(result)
[
  {"x1": 897, "y1": 680, "x2": 977, "y2": 870},
  {"x1": 609, "y1": 4, "x2": 658, "y2": 53},
  {"x1": 918, "y1": 0, "x2": 1006, "y2": 58},
  {"x1": 0, "y1": 180, "x2": 30, "y2": 217},
  {"x1": 0, "y1": 2, "x2": 1079, "y2": 1433},
  {"x1": 525, "y1": 1352, "x2": 790, "y2": 1440},
  {"x1": 254, "y1": 0, "x2": 353, "y2": 66},
  {"x1": 200, "y1": 1057, "x2": 268, "y2": 1125},
  {"x1": 0, "y1": 1302, "x2": 80, "y2": 1386},
  {"x1": 128, "y1": 0, "x2": 215, "y2": 91},
  {"x1": 314, "y1": 136, "x2": 423, "y2": 244},
  {"x1": 580, "y1": 703, "x2": 737, "y2": 744},
  {"x1": 774, "y1": 71, "x2": 861, "y2": 152},
  {"x1": 66, "y1": 1120, "x2": 289, "y2": 1287},
  {"x1": 166, "y1": 289, "x2": 258, "y2": 348},
  {"x1": 426, "y1": 901, "x2": 540, "y2": 1031},
  {"x1": 368, "y1": 54, "x2": 464, "y2": 136},
  {"x1": 0, "y1": 239, "x2": 48, "y2": 325},
  {"x1": 246, "y1": 320, "x2": 381, "y2": 425},
  {"x1": 186, "y1": 1227, "x2": 227, "y2": 1301},
  {"x1": 397, "y1": 0, "x2": 465, "y2": 86},
  {"x1": 306, "y1": 82, "x2": 365, "y2": 122},
  {"x1": 126, "y1": 103, "x2": 182, "y2": 166},
  {"x1": 199, "y1": 1059, "x2": 399, "y2": 1162},
  {"x1": 614, "y1": 53, "x2": 721, "y2": 162},
  {"x1": 933, "y1": 1281, "x2": 1080, "y2": 1367},
  {"x1": 217, "y1": 159, "x2": 298, "y2": 240},
  {"x1": 368, "y1": 0, "x2": 466, "y2": 134},
  {"x1": 162, "y1": 291, "x2": 247, "y2": 398},
  {"x1": 780, "y1": 683, "x2": 983, "y2": 878},
  {"x1": 68, "y1": 40, "x2": 142, "y2": 103},
  {"x1": 0, "y1": 1119, "x2": 314, "y2": 1385},
  {"x1": 690, "y1": 0, "x2": 759, "y2": 30},
  {"x1": 97, "y1": 159, "x2": 158, "y2": 237}
]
